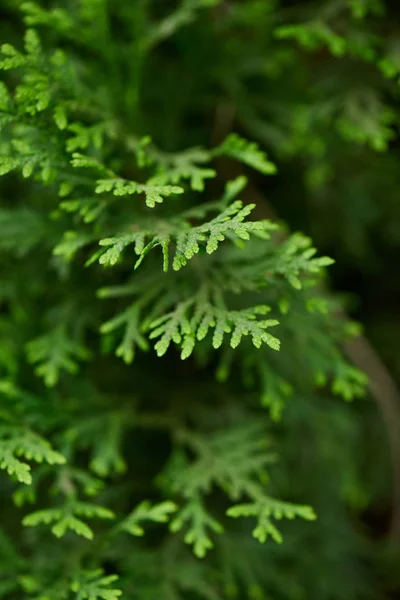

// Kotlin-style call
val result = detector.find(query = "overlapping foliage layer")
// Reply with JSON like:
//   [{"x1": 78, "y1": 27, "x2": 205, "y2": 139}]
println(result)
[{"x1": 1, "y1": 1, "x2": 399, "y2": 599}]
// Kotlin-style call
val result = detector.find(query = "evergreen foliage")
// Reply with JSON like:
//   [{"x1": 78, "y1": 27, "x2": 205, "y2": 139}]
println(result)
[{"x1": 0, "y1": 1, "x2": 399, "y2": 598}]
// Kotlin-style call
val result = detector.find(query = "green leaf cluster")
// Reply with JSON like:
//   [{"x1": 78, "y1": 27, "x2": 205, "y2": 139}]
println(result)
[{"x1": 1, "y1": 1, "x2": 394, "y2": 599}]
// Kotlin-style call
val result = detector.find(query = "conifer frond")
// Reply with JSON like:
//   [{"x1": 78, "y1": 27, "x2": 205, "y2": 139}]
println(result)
[
  {"x1": 171, "y1": 201, "x2": 273, "y2": 270},
  {"x1": 275, "y1": 21, "x2": 346, "y2": 57},
  {"x1": 0, "y1": 425, "x2": 65, "y2": 485},
  {"x1": 170, "y1": 497, "x2": 223, "y2": 558},
  {"x1": 332, "y1": 362, "x2": 368, "y2": 401},
  {"x1": 214, "y1": 134, "x2": 277, "y2": 175},
  {"x1": 0, "y1": 140, "x2": 56, "y2": 183},
  {"x1": 23, "y1": 501, "x2": 114, "y2": 539},
  {"x1": 100, "y1": 304, "x2": 149, "y2": 364},
  {"x1": 259, "y1": 367, "x2": 293, "y2": 422},
  {"x1": 163, "y1": 421, "x2": 276, "y2": 500},
  {"x1": 121, "y1": 500, "x2": 178, "y2": 536},
  {"x1": 59, "y1": 197, "x2": 107, "y2": 223},
  {"x1": 336, "y1": 89, "x2": 396, "y2": 151},
  {"x1": 53, "y1": 230, "x2": 94, "y2": 262},
  {"x1": 227, "y1": 496, "x2": 316, "y2": 544},
  {"x1": 149, "y1": 300, "x2": 280, "y2": 358},
  {"x1": 149, "y1": 146, "x2": 217, "y2": 191},
  {"x1": 96, "y1": 200, "x2": 276, "y2": 271},
  {"x1": 96, "y1": 275, "x2": 282, "y2": 362},
  {"x1": 95, "y1": 178, "x2": 184, "y2": 208},
  {"x1": 68, "y1": 410, "x2": 130, "y2": 477},
  {"x1": 71, "y1": 570, "x2": 122, "y2": 600},
  {"x1": 21, "y1": 1, "x2": 75, "y2": 32},
  {"x1": 0, "y1": 28, "x2": 69, "y2": 118},
  {"x1": 263, "y1": 232, "x2": 335, "y2": 289},
  {"x1": 26, "y1": 327, "x2": 91, "y2": 386}
]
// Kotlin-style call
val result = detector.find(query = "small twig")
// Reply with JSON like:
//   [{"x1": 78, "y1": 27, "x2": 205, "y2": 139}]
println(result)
[{"x1": 343, "y1": 335, "x2": 400, "y2": 540}]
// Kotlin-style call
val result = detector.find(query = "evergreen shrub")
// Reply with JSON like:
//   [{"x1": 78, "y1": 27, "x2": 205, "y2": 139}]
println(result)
[{"x1": 1, "y1": 1, "x2": 399, "y2": 598}]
